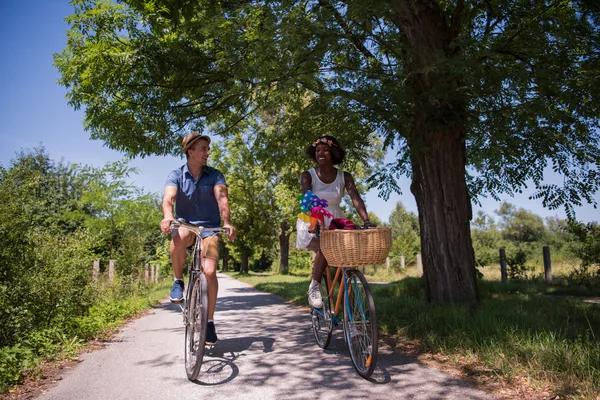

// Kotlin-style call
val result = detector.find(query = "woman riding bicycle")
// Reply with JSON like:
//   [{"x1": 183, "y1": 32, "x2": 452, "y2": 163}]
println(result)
[{"x1": 299, "y1": 135, "x2": 375, "y2": 309}]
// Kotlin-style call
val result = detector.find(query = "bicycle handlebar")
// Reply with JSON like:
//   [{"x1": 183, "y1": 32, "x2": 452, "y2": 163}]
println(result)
[{"x1": 170, "y1": 218, "x2": 230, "y2": 236}]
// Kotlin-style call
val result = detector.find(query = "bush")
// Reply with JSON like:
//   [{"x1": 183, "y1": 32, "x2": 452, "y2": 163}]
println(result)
[
  {"x1": 565, "y1": 221, "x2": 600, "y2": 290},
  {"x1": 288, "y1": 249, "x2": 312, "y2": 274},
  {"x1": 0, "y1": 345, "x2": 35, "y2": 392}
]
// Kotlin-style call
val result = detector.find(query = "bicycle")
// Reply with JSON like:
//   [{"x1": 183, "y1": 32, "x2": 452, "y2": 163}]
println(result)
[
  {"x1": 310, "y1": 227, "x2": 390, "y2": 379},
  {"x1": 169, "y1": 218, "x2": 229, "y2": 381}
]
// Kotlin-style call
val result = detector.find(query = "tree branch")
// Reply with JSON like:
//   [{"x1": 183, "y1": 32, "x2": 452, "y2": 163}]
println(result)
[{"x1": 317, "y1": 0, "x2": 382, "y2": 71}]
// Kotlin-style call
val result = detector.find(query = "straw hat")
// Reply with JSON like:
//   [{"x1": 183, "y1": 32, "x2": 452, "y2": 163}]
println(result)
[{"x1": 182, "y1": 132, "x2": 211, "y2": 153}]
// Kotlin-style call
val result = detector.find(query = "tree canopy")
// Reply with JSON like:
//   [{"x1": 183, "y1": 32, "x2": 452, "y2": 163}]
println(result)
[{"x1": 56, "y1": 0, "x2": 600, "y2": 304}]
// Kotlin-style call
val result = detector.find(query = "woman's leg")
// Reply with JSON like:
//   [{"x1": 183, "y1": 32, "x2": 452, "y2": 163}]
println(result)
[
  {"x1": 307, "y1": 237, "x2": 327, "y2": 308},
  {"x1": 312, "y1": 250, "x2": 327, "y2": 283},
  {"x1": 307, "y1": 237, "x2": 327, "y2": 281}
]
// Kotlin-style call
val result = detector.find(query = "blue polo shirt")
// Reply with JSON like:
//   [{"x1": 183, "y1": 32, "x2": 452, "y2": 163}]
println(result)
[{"x1": 165, "y1": 164, "x2": 227, "y2": 237}]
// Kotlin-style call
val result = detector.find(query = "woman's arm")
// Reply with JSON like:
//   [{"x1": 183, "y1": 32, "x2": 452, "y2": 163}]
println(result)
[{"x1": 344, "y1": 172, "x2": 374, "y2": 226}]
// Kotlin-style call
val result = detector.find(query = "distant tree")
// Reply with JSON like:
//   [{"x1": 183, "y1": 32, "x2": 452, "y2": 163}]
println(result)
[
  {"x1": 367, "y1": 212, "x2": 382, "y2": 227},
  {"x1": 210, "y1": 133, "x2": 282, "y2": 273},
  {"x1": 565, "y1": 220, "x2": 600, "y2": 288},
  {"x1": 387, "y1": 202, "x2": 420, "y2": 266},
  {"x1": 544, "y1": 216, "x2": 574, "y2": 257},
  {"x1": 496, "y1": 202, "x2": 546, "y2": 243},
  {"x1": 471, "y1": 210, "x2": 501, "y2": 267}
]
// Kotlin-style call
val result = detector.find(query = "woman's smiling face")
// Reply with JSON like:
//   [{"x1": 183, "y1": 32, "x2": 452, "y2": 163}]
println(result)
[{"x1": 315, "y1": 143, "x2": 332, "y2": 165}]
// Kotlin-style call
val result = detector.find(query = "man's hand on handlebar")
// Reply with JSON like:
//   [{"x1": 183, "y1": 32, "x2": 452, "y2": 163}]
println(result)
[
  {"x1": 160, "y1": 218, "x2": 174, "y2": 234},
  {"x1": 223, "y1": 224, "x2": 236, "y2": 242}
]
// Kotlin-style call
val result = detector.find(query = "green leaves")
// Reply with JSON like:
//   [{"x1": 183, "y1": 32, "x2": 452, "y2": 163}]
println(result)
[
  {"x1": 387, "y1": 202, "x2": 420, "y2": 266},
  {"x1": 0, "y1": 147, "x2": 165, "y2": 348},
  {"x1": 56, "y1": 1, "x2": 600, "y2": 217},
  {"x1": 54, "y1": 1, "x2": 600, "y2": 304}
]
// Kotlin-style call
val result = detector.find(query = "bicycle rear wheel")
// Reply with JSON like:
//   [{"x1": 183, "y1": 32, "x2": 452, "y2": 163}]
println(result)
[
  {"x1": 311, "y1": 273, "x2": 333, "y2": 349},
  {"x1": 343, "y1": 268, "x2": 378, "y2": 378},
  {"x1": 184, "y1": 273, "x2": 208, "y2": 381}
]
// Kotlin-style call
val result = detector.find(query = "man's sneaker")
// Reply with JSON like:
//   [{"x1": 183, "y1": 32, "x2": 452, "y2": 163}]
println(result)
[
  {"x1": 206, "y1": 321, "x2": 218, "y2": 345},
  {"x1": 169, "y1": 280, "x2": 184, "y2": 303},
  {"x1": 307, "y1": 281, "x2": 323, "y2": 309}
]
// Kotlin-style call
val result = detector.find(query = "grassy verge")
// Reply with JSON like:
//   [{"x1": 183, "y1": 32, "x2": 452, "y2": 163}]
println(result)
[
  {"x1": 0, "y1": 281, "x2": 171, "y2": 394},
  {"x1": 226, "y1": 270, "x2": 600, "y2": 399}
]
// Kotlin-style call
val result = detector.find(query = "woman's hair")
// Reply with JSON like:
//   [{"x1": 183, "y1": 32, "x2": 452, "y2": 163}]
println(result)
[{"x1": 306, "y1": 135, "x2": 346, "y2": 165}]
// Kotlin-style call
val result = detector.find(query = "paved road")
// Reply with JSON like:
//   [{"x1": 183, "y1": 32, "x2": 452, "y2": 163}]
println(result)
[{"x1": 38, "y1": 274, "x2": 496, "y2": 400}]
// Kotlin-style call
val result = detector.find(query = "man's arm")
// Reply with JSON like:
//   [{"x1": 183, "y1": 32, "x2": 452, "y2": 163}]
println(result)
[
  {"x1": 160, "y1": 186, "x2": 178, "y2": 233},
  {"x1": 214, "y1": 184, "x2": 237, "y2": 241}
]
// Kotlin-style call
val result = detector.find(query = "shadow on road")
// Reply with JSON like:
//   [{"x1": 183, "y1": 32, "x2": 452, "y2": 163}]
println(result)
[
  {"x1": 148, "y1": 279, "x2": 493, "y2": 399},
  {"x1": 192, "y1": 336, "x2": 276, "y2": 386}
]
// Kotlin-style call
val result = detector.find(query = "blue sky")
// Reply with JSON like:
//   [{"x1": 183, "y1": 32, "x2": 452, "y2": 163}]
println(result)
[{"x1": 1, "y1": 1, "x2": 598, "y2": 224}]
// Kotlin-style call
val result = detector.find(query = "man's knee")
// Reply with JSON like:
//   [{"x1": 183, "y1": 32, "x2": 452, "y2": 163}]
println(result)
[
  {"x1": 204, "y1": 259, "x2": 218, "y2": 275},
  {"x1": 171, "y1": 230, "x2": 193, "y2": 250}
]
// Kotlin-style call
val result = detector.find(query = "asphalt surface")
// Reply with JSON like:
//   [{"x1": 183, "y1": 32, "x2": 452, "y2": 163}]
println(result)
[{"x1": 37, "y1": 273, "x2": 496, "y2": 400}]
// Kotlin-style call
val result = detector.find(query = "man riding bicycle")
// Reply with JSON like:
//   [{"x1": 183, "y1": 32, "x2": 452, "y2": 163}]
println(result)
[{"x1": 160, "y1": 132, "x2": 236, "y2": 345}]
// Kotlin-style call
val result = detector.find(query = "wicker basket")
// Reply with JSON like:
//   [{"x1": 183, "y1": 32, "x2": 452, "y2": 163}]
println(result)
[{"x1": 320, "y1": 228, "x2": 392, "y2": 267}]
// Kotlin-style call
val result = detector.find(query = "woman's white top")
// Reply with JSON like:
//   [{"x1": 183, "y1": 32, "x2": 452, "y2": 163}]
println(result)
[{"x1": 309, "y1": 167, "x2": 346, "y2": 219}]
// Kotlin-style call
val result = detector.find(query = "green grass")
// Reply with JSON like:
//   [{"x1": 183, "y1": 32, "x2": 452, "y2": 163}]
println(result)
[
  {"x1": 227, "y1": 270, "x2": 600, "y2": 399},
  {"x1": 0, "y1": 280, "x2": 171, "y2": 393}
]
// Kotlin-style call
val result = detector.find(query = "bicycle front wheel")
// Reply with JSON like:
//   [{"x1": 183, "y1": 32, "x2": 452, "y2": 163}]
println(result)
[
  {"x1": 184, "y1": 274, "x2": 208, "y2": 381},
  {"x1": 311, "y1": 273, "x2": 333, "y2": 349},
  {"x1": 343, "y1": 268, "x2": 378, "y2": 378}
]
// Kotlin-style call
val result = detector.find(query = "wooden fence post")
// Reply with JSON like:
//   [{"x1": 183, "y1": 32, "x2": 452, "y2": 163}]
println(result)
[
  {"x1": 499, "y1": 248, "x2": 507, "y2": 283},
  {"x1": 150, "y1": 264, "x2": 155, "y2": 283},
  {"x1": 543, "y1": 246, "x2": 552, "y2": 284},
  {"x1": 154, "y1": 265, "x2": 160, "y2": 283},
  {"x1": 144, "y1": 263, "x2": 149, "y2": 284},
  {"x1": 108, "y1": 260, "x2": 115, "y2": 282},
  {"x1": 386, "y1": 257, "x2": 390, "y2": 274},
  {"x1": 416, "y1": 254, "x2": 423, "y2": 277},
  {"x1": 400, "y1": 256, "x2": 405, "y2": 271},
  {"x1": 93, "y1": 259, "x2": 100, "y2": 282}
]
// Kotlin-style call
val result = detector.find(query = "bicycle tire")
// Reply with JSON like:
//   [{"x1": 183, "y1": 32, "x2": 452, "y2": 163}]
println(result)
[
  {"x1": 343, "y1": 268, "x2": 378, "y2": 378},
  {"x1": 311, "y1": 273, "x2": 333, "y2": 349},
  {"x1": 184, "y1": 273, "x2": 208, "y2": 380}
]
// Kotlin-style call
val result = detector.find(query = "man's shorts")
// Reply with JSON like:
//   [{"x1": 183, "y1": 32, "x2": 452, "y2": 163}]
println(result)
[
  {"x1": 174, "y1": 231, "x2": 220, "y2": 260},
  {"x1": 201, "y1": 235, "x2": 219, "y2": 260}
]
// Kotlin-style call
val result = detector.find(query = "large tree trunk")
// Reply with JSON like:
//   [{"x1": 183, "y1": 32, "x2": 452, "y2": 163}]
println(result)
[
  {"x1": 279, "y1": 221, "x2": 291, "y2": 274},
  {"x1": 410, "y1": 122, "x2": 478, "y2": 305},
  {"x1": 395, "y1": 0, "x2": 479, "y2": 305}
]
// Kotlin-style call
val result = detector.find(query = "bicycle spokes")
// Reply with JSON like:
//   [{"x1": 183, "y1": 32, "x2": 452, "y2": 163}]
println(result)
[{"x1": 344, "y1": 269, "x2": 378, "y2": 378}]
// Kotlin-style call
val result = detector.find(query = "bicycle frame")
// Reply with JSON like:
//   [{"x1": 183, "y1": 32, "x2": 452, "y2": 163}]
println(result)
[
  {"x1": 170, "y1": 219, "x2": 228, "y2": 381},
  {"x1": 322, "y1": 266, "x2": 352, "y2": 325}
]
